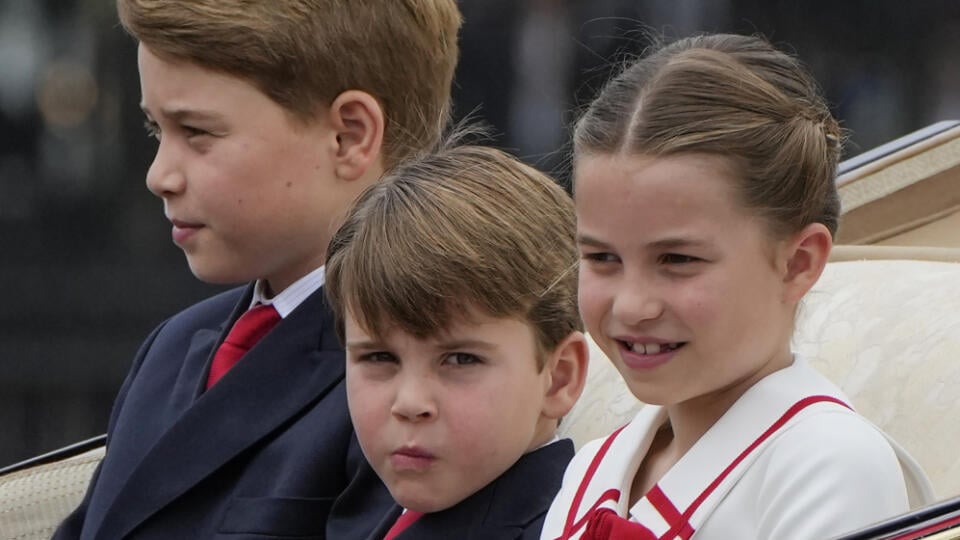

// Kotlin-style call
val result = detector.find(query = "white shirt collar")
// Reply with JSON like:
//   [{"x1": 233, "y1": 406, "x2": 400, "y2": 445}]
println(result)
[{"x1": 250, "y1": 266, "x2": 326, "y2": 318}]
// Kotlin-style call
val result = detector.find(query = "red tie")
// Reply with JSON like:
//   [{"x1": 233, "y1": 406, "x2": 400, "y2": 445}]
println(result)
[
  {"x1": 205, "y1": 304, "x2": 281, "y2": 389},
  {"x1": 383, "y1": 510, "x2": 423, "y2": 540}
]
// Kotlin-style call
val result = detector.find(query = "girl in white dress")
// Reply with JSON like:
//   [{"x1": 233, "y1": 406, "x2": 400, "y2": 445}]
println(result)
[{"x1": 541, "y1": 33, "x2": 933, "y2": 540}]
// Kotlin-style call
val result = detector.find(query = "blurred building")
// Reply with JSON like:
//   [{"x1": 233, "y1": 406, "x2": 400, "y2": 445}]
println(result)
[{"x1": 1, "y1": 0, "x2": 958, "y2": 465}]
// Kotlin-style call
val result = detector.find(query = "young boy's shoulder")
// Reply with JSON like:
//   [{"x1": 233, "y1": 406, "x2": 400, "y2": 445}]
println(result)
[{"x1": 378, "y1": 439, "x2": 575, "y2": 540}]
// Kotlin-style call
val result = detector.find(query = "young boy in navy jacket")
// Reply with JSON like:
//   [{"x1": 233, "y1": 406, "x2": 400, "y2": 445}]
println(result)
[{"x1": 324, "y1": 144, "x2": 589, "y2": 539}]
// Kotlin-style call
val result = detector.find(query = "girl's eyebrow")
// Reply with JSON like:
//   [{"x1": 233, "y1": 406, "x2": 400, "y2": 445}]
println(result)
[
  {"x1": 576, "y1": 234, "x2": 611, "y2": 249},
  {"x1": 577, "y1": 234, "x2": 712, "y2": 251},
  {"x1": 648, "y1": 237, "x2": 711, "y2": 250}
]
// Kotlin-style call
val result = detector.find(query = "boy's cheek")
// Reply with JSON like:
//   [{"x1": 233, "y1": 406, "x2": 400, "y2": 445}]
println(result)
[{"x1": 345, "y1": 381, "x2": 388, "y2": 436}]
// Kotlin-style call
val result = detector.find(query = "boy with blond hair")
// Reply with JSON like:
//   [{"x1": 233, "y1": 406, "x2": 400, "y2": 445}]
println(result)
[
  {"x1": 55, "y1": 1, "x2": 461, "y2": 539},
  {"x1": 324, "y1": 144, "x2": 589, "y2": 539}
]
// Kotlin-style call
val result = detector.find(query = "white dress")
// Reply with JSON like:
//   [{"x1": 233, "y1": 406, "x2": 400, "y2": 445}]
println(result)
[{"x1": 541, "y1": 358, "x2": 934, "y2": 540}]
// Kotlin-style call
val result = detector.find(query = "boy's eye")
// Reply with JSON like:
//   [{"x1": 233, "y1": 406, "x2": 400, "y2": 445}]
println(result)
[
  {"x1": 442, "y1": 352, "x2": 482, "y2": 367},
  {"x1": 143, "y1": 119, "x2": 161, "y2": 140},
  {"x1": 182, "y1": 125, "x2": 209, "y2": 138},
  {"x1": 659, "y1": 253, "x2": 701, "y2": 265},
  {"x1": 360, "y1": 351, "x2": 398, "y2": 364}
]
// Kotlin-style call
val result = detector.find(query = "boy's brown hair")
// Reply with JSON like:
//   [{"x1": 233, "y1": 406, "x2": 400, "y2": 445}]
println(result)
[
  {"x1": 325, "y1": 144, "x2": 581, "y2": 368},
  {"x1": 117, "y1": 0, "x2": 462, "y2": 168}
]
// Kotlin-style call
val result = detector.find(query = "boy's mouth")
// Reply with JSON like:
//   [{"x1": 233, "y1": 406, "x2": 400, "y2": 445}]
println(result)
[{"x1": 390, "y1": 446, "x2": 436, "y2": 472}]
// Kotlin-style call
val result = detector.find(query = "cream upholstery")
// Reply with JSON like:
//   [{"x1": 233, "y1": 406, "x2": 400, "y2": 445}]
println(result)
[
  {"x1": 0, "y1": 446, "x2": 103, "y2": 540},
  {"x1": 559, "y1": 246, "x2": 960, "y2": 502}
]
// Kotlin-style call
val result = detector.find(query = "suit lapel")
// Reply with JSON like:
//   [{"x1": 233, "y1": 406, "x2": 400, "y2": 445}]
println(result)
[
  {"x1": 367, "y1": 505, "x2": 403, "y2": 540},
  {"x1": 97, "y1": 287, "x2": 345, "y2": 539}
]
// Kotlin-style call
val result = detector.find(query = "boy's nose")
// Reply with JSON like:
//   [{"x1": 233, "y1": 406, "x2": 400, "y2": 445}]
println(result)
[
  {"x1": 145, "y1": 141, "x2": 186, "y2": 197},
  {"x1": 390, "y1": 376, "x2": 437, "y2": 422}
]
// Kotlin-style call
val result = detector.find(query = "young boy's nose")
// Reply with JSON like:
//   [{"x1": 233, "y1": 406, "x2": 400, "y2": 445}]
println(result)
[
  {"x1": 146, "y1": 140, "x2": 186, "y2": 198},
  {"x1": 390, "y1": 375, "x2": 437, "y2": 422}
]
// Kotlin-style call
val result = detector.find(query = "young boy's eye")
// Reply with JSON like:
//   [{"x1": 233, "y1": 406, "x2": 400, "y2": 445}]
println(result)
[
  {"x1": 443, "y1": 352, "x2": 482, "y2": 367},
  {"x1": 361, "y1": 351, "x2": 398, "y2": 364},
  {"x1": 143, "y1": 119, "x2": 161, "y2": 140}
]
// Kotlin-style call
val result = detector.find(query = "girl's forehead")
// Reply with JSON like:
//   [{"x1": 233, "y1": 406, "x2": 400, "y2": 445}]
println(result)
[
  {"x1": 573, "y1": 153, "x2": 772, "y2": 249},
  {"x1": 574, "y1": 154, "x2": 742, "y2": 210}
]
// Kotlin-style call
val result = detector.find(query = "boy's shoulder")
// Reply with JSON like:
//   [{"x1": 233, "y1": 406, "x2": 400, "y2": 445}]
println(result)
[
  {"x1": 161, "y1": 285, "x2": 250, "y2": 333},
  {"x1": 418, "y1": 439, "x2": 574, "y2": 538}
]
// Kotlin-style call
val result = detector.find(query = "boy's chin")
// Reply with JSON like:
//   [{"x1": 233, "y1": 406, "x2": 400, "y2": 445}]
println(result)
[
  {"x1": 184, "y1": 257, "x2": 253, "y2": 285},
  {"x1": 389, "y1": 485, "x2": 462, "y2": 514}
]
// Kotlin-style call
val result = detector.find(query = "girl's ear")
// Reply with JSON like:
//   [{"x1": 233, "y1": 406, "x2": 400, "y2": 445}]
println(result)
[
  {"x1": 781, "y1": 223, "x2": 832, "y2": 303},
  {"x1": 541, "y1": 331, "x2": 589, "y2": 420},
  {"x1": 328, "y1": 90, "x2": 385, "y2": 181}
]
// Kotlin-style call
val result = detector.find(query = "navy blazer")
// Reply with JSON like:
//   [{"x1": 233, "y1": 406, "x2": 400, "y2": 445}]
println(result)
[
  {"x1": 368, "y1": 439, "x2": 575, "y2": 540},
  {"x1": 54, "y1": 284, "x2": 393, "y2": 540}
]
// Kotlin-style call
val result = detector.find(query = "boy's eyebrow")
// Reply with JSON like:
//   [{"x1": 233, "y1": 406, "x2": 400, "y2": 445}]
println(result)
[
  {"x1": 344, "y1": 339, "x2": 385, "y2": 351},
  {"x1": 139, "y1": 103, "x2": 223, "y2": 122},
  {"x1": 436, "y1": 339, "x2": 497, "y2": 351}
]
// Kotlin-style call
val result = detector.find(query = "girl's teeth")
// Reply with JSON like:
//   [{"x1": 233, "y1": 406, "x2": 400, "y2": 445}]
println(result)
[{"x1": 625, "y1": 342, "x2": 664, "y2": 354}]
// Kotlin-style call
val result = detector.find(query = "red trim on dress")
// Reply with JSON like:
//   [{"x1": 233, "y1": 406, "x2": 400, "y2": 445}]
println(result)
[{"x1": 560, "y1": 395, "x2": 852, "y2": 539}]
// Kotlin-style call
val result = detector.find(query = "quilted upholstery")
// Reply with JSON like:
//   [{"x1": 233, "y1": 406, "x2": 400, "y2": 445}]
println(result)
[{"x1": 0, "y1": 446, "x2": 103, "y2": 540}]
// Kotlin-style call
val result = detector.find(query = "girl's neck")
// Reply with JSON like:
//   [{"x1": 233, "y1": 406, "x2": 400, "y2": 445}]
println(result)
[{"x1": 666, "y1": 348, "x2": 794, "y2": 457}]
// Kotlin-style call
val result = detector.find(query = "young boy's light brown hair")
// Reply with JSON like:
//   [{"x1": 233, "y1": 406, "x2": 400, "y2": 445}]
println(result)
[
  {"x1": 325, "y1": 144, "x2": 583, "y2": 366},
  {"x1": 117, "y1": 0, "x2": 462, "y2": 168}
]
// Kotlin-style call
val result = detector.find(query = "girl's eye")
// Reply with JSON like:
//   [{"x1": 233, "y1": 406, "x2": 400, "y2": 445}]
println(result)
[
  {"x1": 581, "y1": 252, "x2": 620, "y2": 264},
  {"x1": 143, "y1": 119, "x2": 161, "y2": 140},
  {"x1": 443, "y1": 352, "x2": 482, "y2": 367},
  {"x1": 659, "y1": 253, "x2": 701, "y2": 265}
]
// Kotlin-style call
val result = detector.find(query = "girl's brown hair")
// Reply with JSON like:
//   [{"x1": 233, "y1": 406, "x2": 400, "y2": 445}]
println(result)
[
  {"x1": 325, "y1": 145, "x2": 581, "y2": 368},
  {"x1": 575, "y1": 33, "x2": 842, "y2": 237}
]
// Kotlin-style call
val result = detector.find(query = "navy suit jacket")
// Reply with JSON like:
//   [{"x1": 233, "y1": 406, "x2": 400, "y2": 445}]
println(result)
[
  {"x1": 54, "y1": 284, "x2": 393, "y2": 540},
  {"x1": 368, "y1": 439, "x2": 575, "y2": 540}
]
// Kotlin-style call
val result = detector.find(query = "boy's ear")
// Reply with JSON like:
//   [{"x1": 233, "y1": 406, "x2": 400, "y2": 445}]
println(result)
[
  {"x1": 780, "y1": 223, "x2": 832, "y2": 303},
  {"x1": 329, "y1": 90, "x2": 385, "y2": 181},
  {"x1": 541, "y1": 331, "x2": 589, "y2": 420}
]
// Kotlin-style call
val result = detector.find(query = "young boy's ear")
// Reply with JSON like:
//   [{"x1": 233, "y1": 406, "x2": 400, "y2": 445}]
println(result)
[
  {"x1": 329, "y1": 90, "x2": 385, "y2": 181},
  {"x1": 541, "y1": 331, "x2": 589, "y2": 420},
  {"x1": 780, "y1": 222, "x2": 832, "y2": 303}
]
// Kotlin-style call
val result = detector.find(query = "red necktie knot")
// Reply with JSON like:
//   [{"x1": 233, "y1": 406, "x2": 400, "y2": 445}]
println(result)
[{"x1": 206, "y1": 304, "x2": 281, "y2": 389}]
